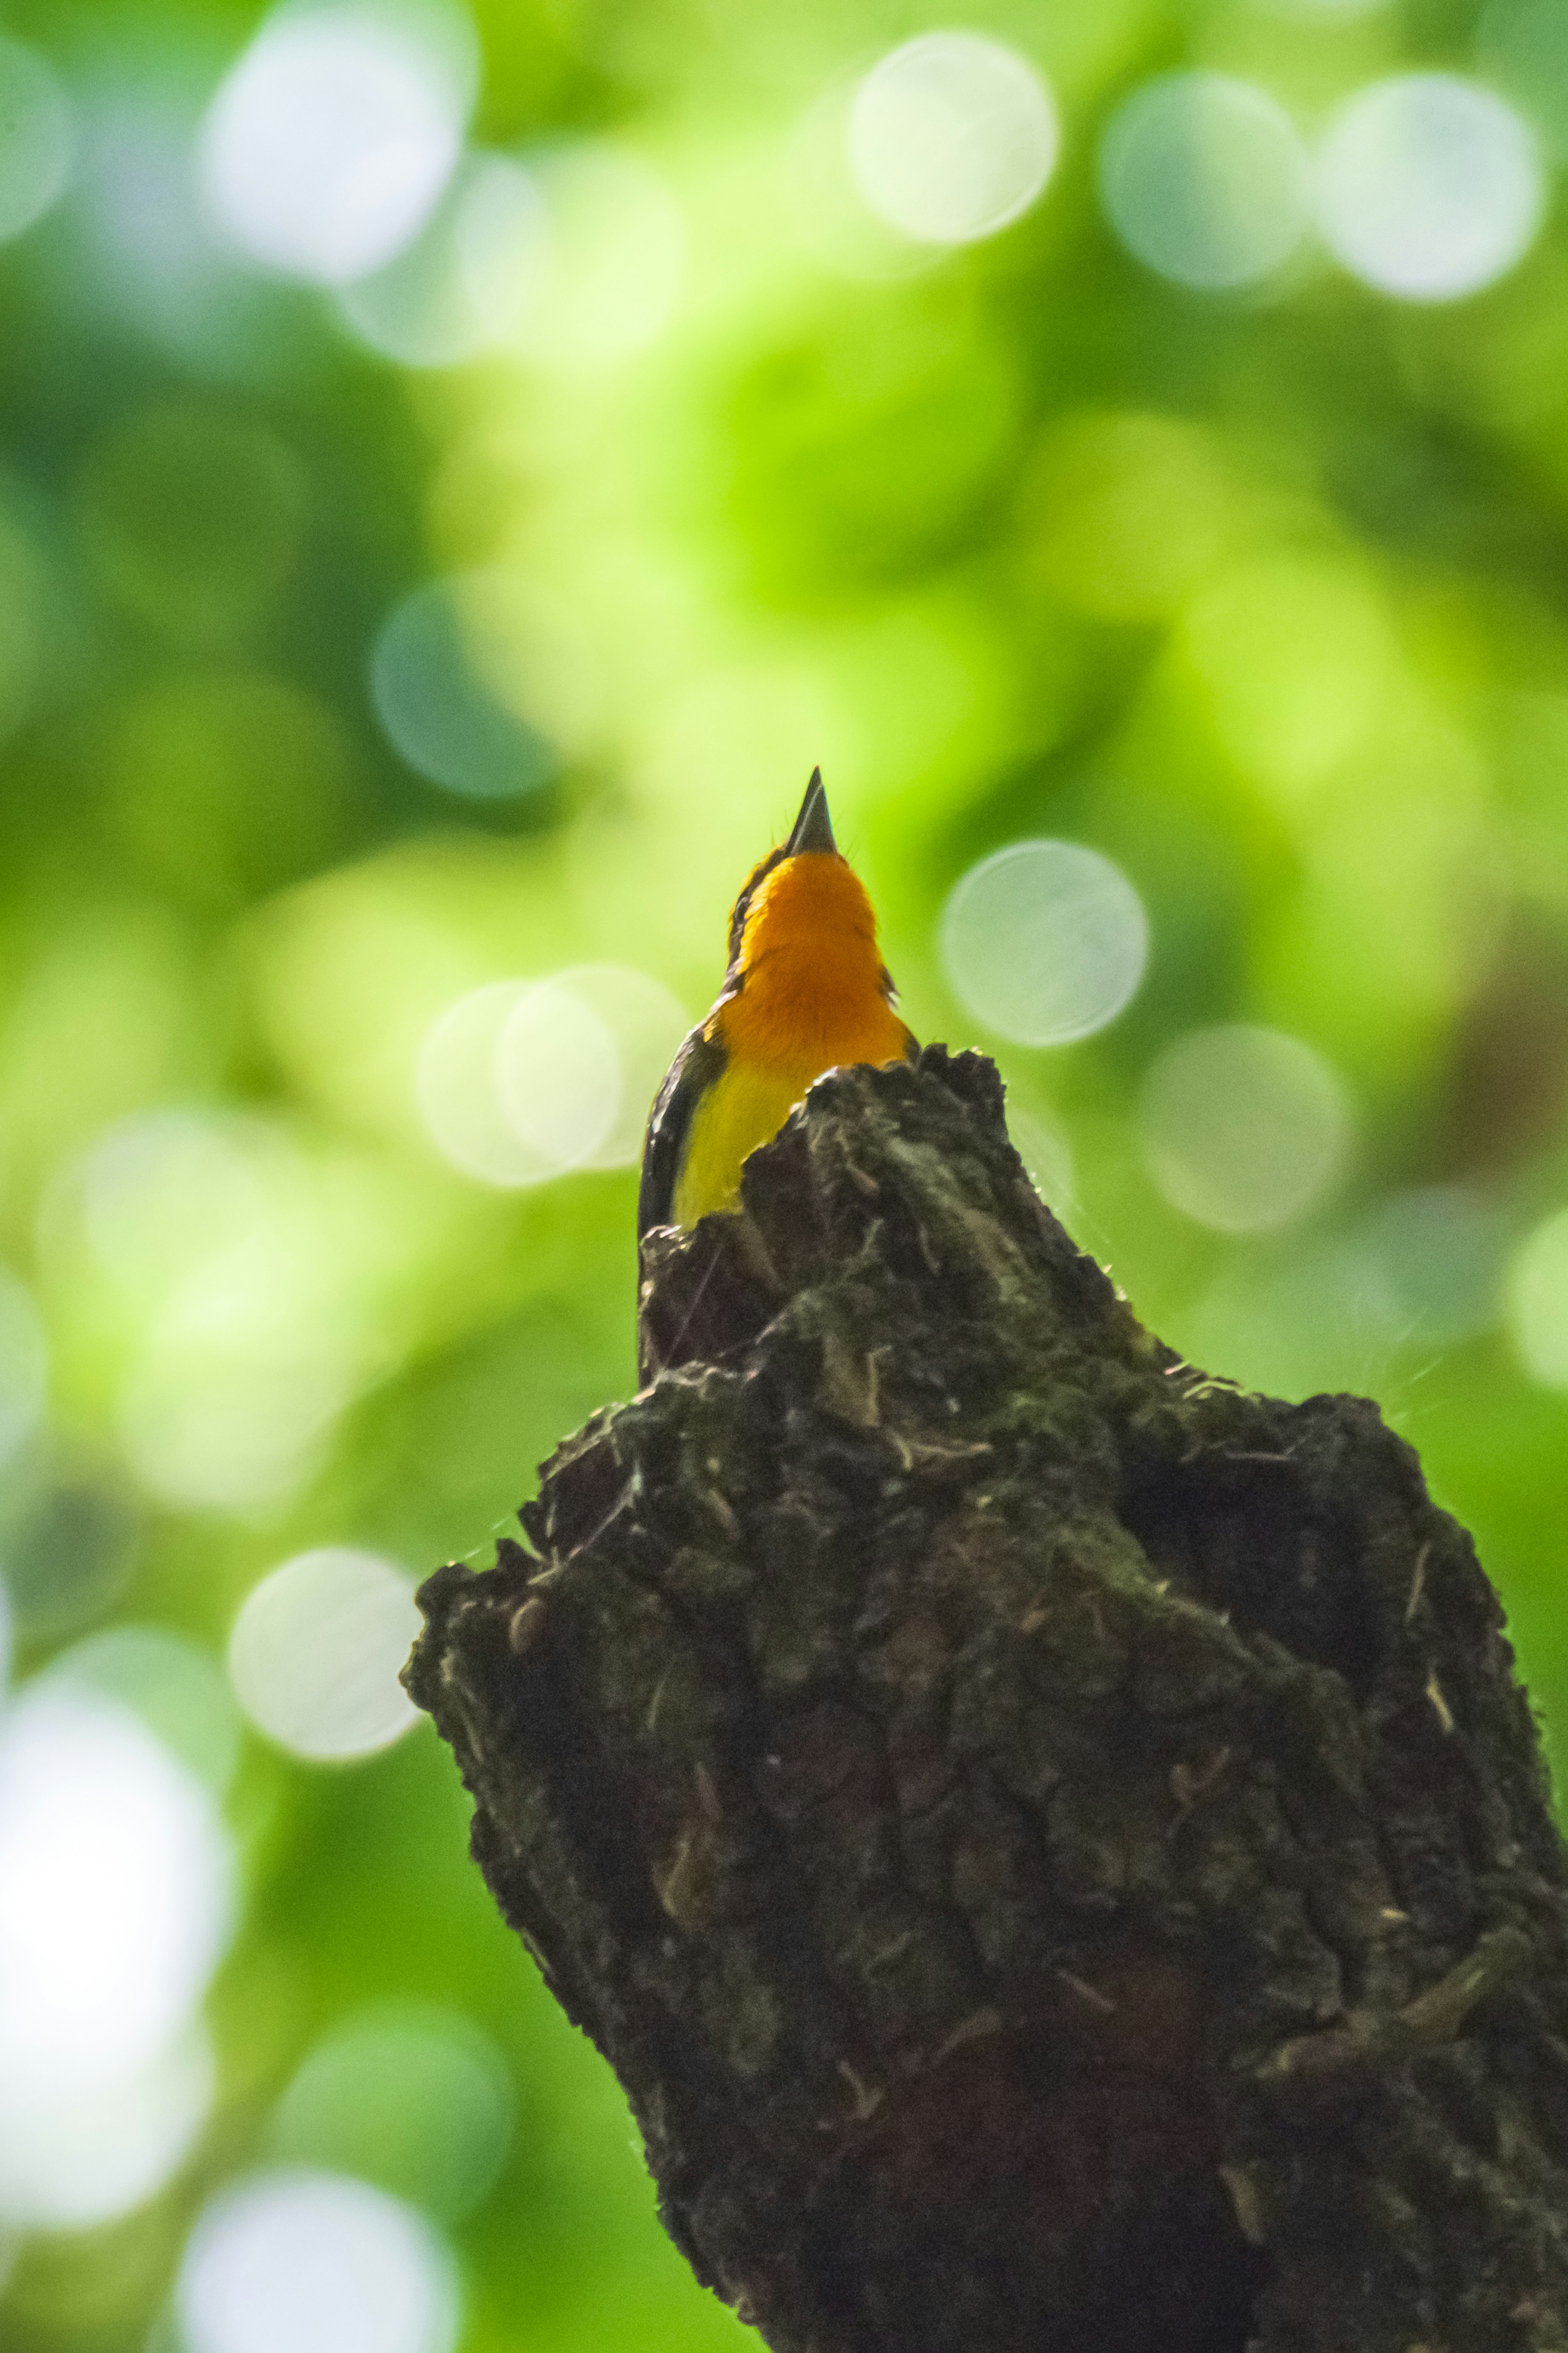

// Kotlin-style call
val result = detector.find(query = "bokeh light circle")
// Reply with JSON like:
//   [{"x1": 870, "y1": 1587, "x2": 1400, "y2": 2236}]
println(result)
[
  {"x1": 448, "y1": 152, "x2": 549, "y2": 335},
  {"x1": 495, "y1": 982, "x2": 620, "y2": 1172},
  {"x1": 1316, "y1": 74, "x2": 1544, "y2": 302},
  {"x1": 273, "y1": 2005, "x2": 513, "y2": 2220},
  {"x1": 338, "y1": 154, "x2": 542, "y2": 369},
  {"x1": 371, "y1": 577, "x2": 555, "y2": 800},
  {"x1": 44, "y1": 1624, "x2": 241, "y2": 1799},
  {"x1": 227, "y1": 1548, "x2": 421, "y2": 1762},
  {"x1": 178, "y1": 2170, "x2": 458, "y2": 2353},
  {"x1": 1099, "y1": 73, "x2": 1313, "y2": 290},
  {"x1": 848, "y1": 32, "x2": 1059, "y2": 247},
  {"x1": 0, "y1": 1684, "x2": 231, "y2": 2226},
  {"x1": 416, "y1": 981, "x2": 612, "y2": 1187},
  {"x1": 458, "y1": 142, "x2": 685, "y2": 370},
  {"x1": 0, "y1": 1686, "x2": 231, "y2": 2080},
  {"x1": 1352, "y1": 1186, "x2": 1504, "y2": 1348},
  {"x1": 940, "y1": 842, "x2": 1149, "y2": 1046},
  {"x1": 69, "y1": 1107, "x2": 367, "y2": 1516},
  {"x1": 77, "y1": 1107, "x2": 267, "y2": 1304},
  {"x1": 0, "y1": 1463, "x2": 140, "y2": 1647},
  {"x1": 0, "y1": 34, "x2": 75, "y2": 244},
  {"x1": 0, "y1": 2025, "x2": 215, "y2": 2232},
  {"x1": 199, "y1": 2, "x2": 475, "y2": 285},
  {"x1": 417, "y1": 968, "x2": 687, "y2": 1187},
  {"x1": 1139, "y1": 1024, "x2": 1350, "y2": 1232},
  {"x1": 416, "y1": 982, "x2": 550, "y2": 1187},
  {"x1": 546, "y1": 965, "x2": 692, "y2": 1169},
  {"x1": 1507, "y1": 1206, "x2": 1568, "y2": 1388}
]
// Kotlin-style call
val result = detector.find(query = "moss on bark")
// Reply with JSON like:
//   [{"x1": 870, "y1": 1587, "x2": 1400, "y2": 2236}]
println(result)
[{"x1": 406, "y1": 1048, "x2": 1568, "y2": 2353}]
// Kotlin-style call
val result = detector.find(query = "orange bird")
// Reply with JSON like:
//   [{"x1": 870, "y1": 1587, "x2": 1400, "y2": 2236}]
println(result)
[{"x1": 639, "y1": 770, "x2": 917, "y2": 1235}]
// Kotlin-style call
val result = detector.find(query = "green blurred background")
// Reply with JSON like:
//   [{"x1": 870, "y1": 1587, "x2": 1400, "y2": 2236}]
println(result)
[{"x1": 2, "y1": 0, "x2": 1568, "y2": 2346}]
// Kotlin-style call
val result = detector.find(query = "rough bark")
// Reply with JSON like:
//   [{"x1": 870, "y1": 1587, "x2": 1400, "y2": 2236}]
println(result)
[{"x1": 405, "y1": 1047, "x2": 1568, "y2": 2353}]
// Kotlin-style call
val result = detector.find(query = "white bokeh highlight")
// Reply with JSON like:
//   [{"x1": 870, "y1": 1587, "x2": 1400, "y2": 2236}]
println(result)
[
  {"x1": 848, "y1": 33, "x2": 1059, "y2": 247},
  {"x1": 178, "y1": 2170, "x2": 458, "y2": 2353},
  {"x1": 0, "y1": 1685, "x2": 232, "y2": 2227},
  {"x1": 417, "y1": 967, "x2": 688, "y2": 1188},
  {"x1": 940, "y1": 842, "x2": 1148, "y2": 1046},
  {"x1": 495, "y1": 983, "x2": 621, "y2": 1171},
  {"x1": 546, "y1": 966, "x2": 692, "y2": 1169},
  {"x1": 1100, "y1": 73, "x2": 1313, "y2": 291},
  {"x1": 416, "y1": 981, "x2": 559, "y2": 1187},
  {"x1": 338, "y1": 153, "x2": 543, "y2": 368},
  {"x1": 1316, "y1": 74, "x2": 1544, "y2": 302},
  {"x1": 228, "y1": 1548, "x2": 421, "y2": 1762},
  {"x1": 1, "y1": 2029, "x2": 216, "y2": 2233},
  {"x1": 416, "y1": 981, "x2": 610, "y2": 1187},
  {"x1": 1140, "y1": 1025, "x2": 1351, "y2": 1233},
  {"x1": 199, "y1": 2, "x2": 477, "y2": 285},
  {"x1": 0, "y1": 34, "x2": 75, "y2": 244}
]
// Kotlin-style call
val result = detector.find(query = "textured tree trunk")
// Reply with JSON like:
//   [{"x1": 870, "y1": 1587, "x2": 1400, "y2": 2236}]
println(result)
[{"x1": 405, "y1": 1048, "x2": 1568, "y2": 2353}]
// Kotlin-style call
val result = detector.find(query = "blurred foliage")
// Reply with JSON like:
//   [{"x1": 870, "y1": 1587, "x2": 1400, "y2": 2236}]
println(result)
[{"x1": 3, "y1": 0, "x2": 1568, "y2": 2347}]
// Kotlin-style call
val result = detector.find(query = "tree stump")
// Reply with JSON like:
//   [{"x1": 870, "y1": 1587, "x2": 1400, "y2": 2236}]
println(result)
[{"x1": 404, "y1": 1047, "x2": 1568, "y2": 2353}]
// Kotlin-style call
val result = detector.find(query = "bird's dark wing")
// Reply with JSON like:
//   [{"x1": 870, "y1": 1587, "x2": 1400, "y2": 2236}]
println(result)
[
  {"x1": 878, "y1": 964, "x2": 920, "y2": 1063},
  {"x1": 638, "y1": 1019, "x2": 728, "y2": 1239}
]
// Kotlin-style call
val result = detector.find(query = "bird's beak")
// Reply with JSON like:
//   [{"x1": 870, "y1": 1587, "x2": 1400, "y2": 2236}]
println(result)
[{"x1": 784, "y1": 767, "x2": 837, "y2": 857}]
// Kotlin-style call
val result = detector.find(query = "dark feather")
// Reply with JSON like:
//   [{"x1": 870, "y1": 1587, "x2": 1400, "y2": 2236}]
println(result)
[
  {"x1": 724, "y1": 847, "x2": 786, "y2": 974},
  {"x1": 722, "y1": 773, "x2": 837, "y2": 972},
  {"x1": 637, "y1": 1019, "x2": 729, "y2": 1239}
]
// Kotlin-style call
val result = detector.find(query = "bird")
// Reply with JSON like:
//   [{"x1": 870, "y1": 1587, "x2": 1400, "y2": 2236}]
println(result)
[{"x1": 639, "y1": 769, "x2": 917, "y2": 1237}]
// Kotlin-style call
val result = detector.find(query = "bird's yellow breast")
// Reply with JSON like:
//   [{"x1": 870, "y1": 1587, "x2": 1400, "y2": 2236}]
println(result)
[
  {"x1": 671, "y1": 1054, "x2": 819, "y2": 1226},
  {"x1": 673, "y1": 991, "x2": 910, "y2": 1227},
  {"x1": 664, "y1": 837, "x2": 913, "y2": 1226}
]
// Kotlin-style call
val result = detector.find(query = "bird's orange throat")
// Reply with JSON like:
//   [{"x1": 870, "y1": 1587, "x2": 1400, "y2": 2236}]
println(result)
[
  {"x1": 721, "y1": 852, "x2": 907, "y2": 1073},
  {"x1": 662, "y1": 835, "x2": 911, "y2": 1229}
]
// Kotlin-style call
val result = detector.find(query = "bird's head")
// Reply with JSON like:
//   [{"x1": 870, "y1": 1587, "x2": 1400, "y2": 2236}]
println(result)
[{"x1": 724, "y1": 769, "x2": 883, "y2": 987}]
